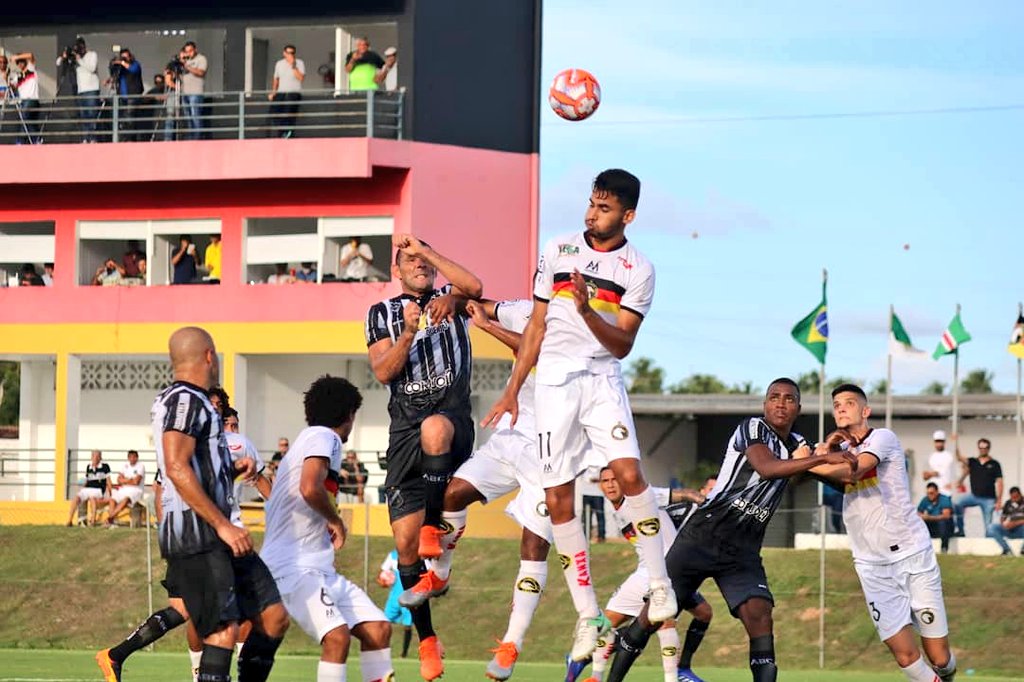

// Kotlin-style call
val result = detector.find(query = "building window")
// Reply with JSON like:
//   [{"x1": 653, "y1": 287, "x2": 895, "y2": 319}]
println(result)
[
  {"x1": 0, "y1": 221, "x2": 55, "y2": 287},
  {"x1": 77, "y1": 219, "x2": 221, "y2": 286}
]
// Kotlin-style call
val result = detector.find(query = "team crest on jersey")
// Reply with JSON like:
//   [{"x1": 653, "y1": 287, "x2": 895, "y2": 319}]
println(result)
[
  {"x1": 585, "y1": 280, "x2": 598, "y2": 299},
  {"x1": 516, "y1": 577, "x2": 541, "y2": 594},
  {"x1": 611, "y1": 422, "x2": 629, "y2": 440},
  {"x1": 535, "y1": 501, "x2": 550, "y2": 518},
  {"x1": 558, "y1": 243, "x2": 580, "y2": 256},
  {"x1": 636, "y1": 517, "x2": 660, "y2": 536},
  {"x1": 558, "y1": 553, "x2": 571, "y2": 571}
]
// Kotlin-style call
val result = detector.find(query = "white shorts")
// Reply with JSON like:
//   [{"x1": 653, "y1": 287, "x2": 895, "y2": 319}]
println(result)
[
  {"x1": 112, "y1": 486, "x2": 143, "y2": 506},
  {"x1": 454, "y1": 429, "x2": 536, "y2": 503},
  {"x1": 854, "y1": 549, "x2": 949, "y2": 642},
  {"x1": 276, "y1": 569, "x2": 387, "y2": 643},
  {"x1": 606, "y1": 568, "x2": 650, "y2": 617},
  {"x1": 504, "y1": 480, "x2": 553, "y2": 543},
  {"x1": 534, "y1": 372, "x2": 640, "y2": 487},
  {"x1": 76, "y1": 488, "x2": 105, "y2": 501}
]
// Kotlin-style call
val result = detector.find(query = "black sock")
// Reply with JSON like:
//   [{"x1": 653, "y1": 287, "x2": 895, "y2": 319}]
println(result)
[
  {"x1": 749, "y1": 634, "x2": 777, "y2": 682},
  {"x1": 236, "y1": 630, "x2": 283, "y2": 682},
  {"x1": 108, "y1": 607, "x2": 186, "y2": 663},
  {"x1": 402, "y1": 627, "x2": 413, "y2": 657},
  {"x1": 198, "y1": 643, "x2": 234, "y2": 682},
  {"x1": 421, "y1": 452, "x2": 453, "y2": 527},
  {"x1": 399, "y1": 561, "x2": 435, "y2": 639},
  {"x1": 606, "y1": 620, "x2": 656, "y2": 682},
  {"x1": 679, "y1": 618, "x2": 709, "y2": 669}
]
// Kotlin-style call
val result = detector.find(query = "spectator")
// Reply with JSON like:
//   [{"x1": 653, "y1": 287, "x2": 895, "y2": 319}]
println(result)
[
  {"x1": 158, "y1": 68, "x2": 180, "y2": 141},
  {"x1": 0, "y1": 55, "x2": 9, "y2": 98},
  {"x1": 42, "y1": 262, "x2": 54, "y2": 286},
  {"x1": 109, "y1": 48, "x2": 143, "y2": 141},
  {"x1": 917, "y1": 482, "x2": 954, "y2": 554},
  {"x1": 93, "y1": 257, "x2": 124, "y2": 286},
  {"x1": 171, "y1": 235, "x2": 197, "y2": 284},
  {"x1": 922, "y1": 430, "x2": 957, "y2": 498},
  {"x1": 66, "y1": 450, "x2": 111, "y2": 526},
  {"x1": 104, "y1": 450, "x2": 146, "y2": 528},
  {"x1": 821, "y1": 481, "x2": 845, "y2": 533},
  {"x1": 273, "y1": 436, "x2": 289, "y2": 465},
  {"x1": 269, "y1": 44, "x2": 304, "y2": 138},
  {"x1": 954, "y1": 437, "x2": 1003, "y2": 537},
  {"x1": 339, "y1": 450, "x2": 368, "y2": 503},
  {"x1": 990, "y1": 486, "x2": 1024, "y2": 556},
  {"x1": 266, "y1": 262, "x2": 293, "y2": 285},
  {"x1": 579, "y1": 465, "x2": 606, "y2": 542},
  {"x1": 178, "y1": 41, "x2": 207, "y2": 140},
  {"x1": 138, "y1": 254, "x2": 147, "y2": 279},
  {"x1": 57, "y1": 37, "x2": 99, "y2": 142},
  {"x1": 122, "y1": 240, "x2": 145, "y2": 277},
  {"x1": 339, "y1": 236, "x2": 374, "y2": 281},
  {"x1": 294, "y1": 261, "x2": 317, "y2": 283},
  {"x1": 203, "y1": 233, "x2": 222, "y2": 281},
  {"x1": 344, "y1": 37, "x2": 385, "y2": 91},
  {"x1": 382, "y1": 47, "x2": 398, "y2": 91},
  {"x1": 19, "y1": 263, "x2": 44, "y2": 286},
  {"x1": 11, "y1": 52, "x2": 40, "y2": 144},
  {"x1": 140, "y1": 73, "x2": 167, "y2": 141}
]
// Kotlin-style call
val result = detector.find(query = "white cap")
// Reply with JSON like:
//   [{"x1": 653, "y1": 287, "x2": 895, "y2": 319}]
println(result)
[
  {"x1": 384, "y1": 46, "x2": 397, "y2": 57},
  {"x1": 932, "y1": 430, "x2": 947, "y2": 441}
]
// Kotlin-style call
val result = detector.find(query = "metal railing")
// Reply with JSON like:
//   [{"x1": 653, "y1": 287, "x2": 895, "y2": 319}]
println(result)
[
  {"x1": 0, "y1": 448, "x2": 57, "y2": 501},
  {"x1": 0, "y1": 88, "x2": 403, "y2": 144}
]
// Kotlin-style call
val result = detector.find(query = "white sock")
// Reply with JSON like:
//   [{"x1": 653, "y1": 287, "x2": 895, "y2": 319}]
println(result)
[
  {"x1": 624, "y1": 487, "x2": 669, "y2": 584},
  {"x1": 551, "y1": 518, "x2": 600, "y2": 619},
  {"x1": 502, "y1": 560, "x2": 547, "y2": 648},
  {"x1": 359, "y1": 647, "x2": 393, "y2": 682},
  {"x1": 433, "y1": 508, "x2": 467, "y2": 581},
  {"x1": 188, "y1": 648, "x2": 202, "y2": 682},
  {"x1": 656, "y1": 627, "x2": 681, "y2": 682},
  {"x1": 234, "y1": 641, "x2": 244, "y2": 658},
  {"x1": 933, "y1": 652, "x2": 956, "y2": 677},
  {"x1": 318, "y1": 660, "x2": 347, "y2": 682},
  {"x1": 590, "y1": 628, "x2": 616, "y2": 679},
  {"x1": 900, "y1": 655, "x2": 939, "y2": 682}
]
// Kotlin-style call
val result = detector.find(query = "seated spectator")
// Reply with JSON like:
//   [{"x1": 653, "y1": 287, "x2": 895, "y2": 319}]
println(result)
[
  {"x1": 295, "y1": 261, "x2": 317, "y2": 283},
  {"x1": 94, "y1": 258, "x2": 124, "y2": 286},
  {"x1": 917, "y1": 482, "x2": 954, "y2": 554},
  {"x1": 122, "y1": 240, "x2": 145, "y2": 277},
  {"x1": 42, "y1": 262, "x2": 54, "y2": 286},
  {"x1": 266, "y1": 436, "x2": 289, "y2": 482},
  {"x1": 339, "y1": 237, "x2": 374, "y2": 281},
  {"x1": 19, "y1": 263, "x2": 44, "y2": 286},
  {"x1": 204, "y1": 233, "x2": 222, "y2": 281},
  {"x1": 104, "y1": 450, "x2": 146, "y2": 528},
  {"x1": 66, "y1": 450, "x2": 111, "y2": 527},
  {"x1": 266, "y1": 262, "x2": 293, "y2": 285},
  {"x1": 339, "y1": 449, "x2": 368, "y2": 503},
  {"x1": 171, "y1": 235, "x2": 198, "y2": 284},
  {"x1": 990, "y1": 485, "x2": 1024, "y2": 556}
]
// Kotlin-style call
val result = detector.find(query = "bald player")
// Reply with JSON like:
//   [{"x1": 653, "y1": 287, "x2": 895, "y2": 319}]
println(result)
[{"x1": 97, "y1": 327, "x2": 289, "y2": 682}]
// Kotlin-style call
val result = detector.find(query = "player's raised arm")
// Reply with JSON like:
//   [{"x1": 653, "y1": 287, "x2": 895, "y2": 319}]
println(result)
[
  {"x1": 394, "y1": 234, "x2": 483, "y2": 299},
  {"x1": 481, "y1": 298, "x2": 547, "y2": 428},
  {"x1": 299, "y1": 455, "x2": 347, "y2": 550},
  {"x1": 466, "y1": 299, "x2": 523, "y2": 353}
]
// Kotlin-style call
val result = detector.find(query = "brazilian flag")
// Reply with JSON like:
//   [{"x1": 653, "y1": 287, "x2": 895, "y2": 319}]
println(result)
[{"x1": 791, "y1": 281, "x2": 828, "y2": 364}]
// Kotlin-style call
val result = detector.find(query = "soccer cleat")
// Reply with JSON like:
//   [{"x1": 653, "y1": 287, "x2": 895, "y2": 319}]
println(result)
[
  {"x1": 647, "y1": 582, "x2": 678, "y2": 622},
  {"x1": 933, "y1": 665, "x2": 956, "y2": 682},
  {"x1": 419, "y1": 635, "x2": 445, "y2": 681},
  {"x1": 418, "y1": 524, "x2": 445, "y2": 559},
  {"x1": 95, "y1": 648, "x2": 122, "y2": 682},
  {"x1": 485, "y1": 641, "x2": 520, "y2": 680},
  {"x1": 570, "y1": 613, "x2": 611, "y2": 662},
  {"x1": 564, "y1": 652, "x2": 591, "y2": 682},
  {"x1": 398, "y1": 569, "x2": 449, "y2": 609},
  {"x1": 677, "y1": 668, "x2": 706, "y2": 682}
]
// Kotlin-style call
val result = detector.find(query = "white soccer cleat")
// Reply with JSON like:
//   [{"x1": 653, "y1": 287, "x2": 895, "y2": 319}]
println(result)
[
  {"x1": 570, "y1": 613, "x2": 611, "y2": 662},
  {"x1": 647, "y1": 582, "x2": 678, "y2": 623}
]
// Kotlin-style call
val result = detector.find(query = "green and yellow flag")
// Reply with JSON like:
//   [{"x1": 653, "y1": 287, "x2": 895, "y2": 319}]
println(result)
[{"x1": 791, "y1": 281, "x2": 828, "y2": 364}]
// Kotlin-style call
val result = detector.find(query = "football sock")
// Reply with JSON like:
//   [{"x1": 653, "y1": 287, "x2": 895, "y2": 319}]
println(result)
[
  {"x1": 198, "y1": 644, "x2": 234, "y2": 682},
  {"x1": 236, "y1": 630, "x2": 282, "y2": 682},
  {"x1": 606, "y1": 618, "x2": 653, "y2": 682},
  {"x1": 235, "y1": 642, "x2": 243, "y2": 658},
  {"x1": 317, "y1": 661, "x2": 346, "y2": 682},
  {"x1": 190, "y1": 648, "x2": 203, "y2": 681},
  {"x1": 399, "y1": 561, "x2": 436, "y2": 639},
  {"x1": 749, "y1": 634, "x2": 777, "y2": 682},
  {"x1": 679, "y1": 617, "x2": 709, "y2": 669},
  {"x1": 901, "y1": 655, "x2": 939, "y2": 682},
  {"x1": 109, "y1": 607, "x2": 187, "y2": 663},
  {"x1": 656, "y1": 627, "x2": 681, "y2": 681},
  {"x1": 421, "y1": 452, "x2": 454, "y2": 527},
  {"x1": 502, "y1": 560, "x2": 548, "y2": 648},
  {"x1": 433, "y1": 508, "x2": 467, "y2": 581},
  {"x1": 359, "y1": 648, "x2": 394, "y2": 682},
  {"x1": 551, "y1": 518, "x2": 600, "y2": 619},
  {"x1": 623, "y1": 487, "x2": 669, "y2": 584},
  {"x1": 590, "y1": 627, "x2": 617, "y2": 679},
  {"x1": 401, "y1": 627, "x2": 412, "y2": 658},
  {"x1": 932, "y1": 652, "x2": 956, "y2": 679}
]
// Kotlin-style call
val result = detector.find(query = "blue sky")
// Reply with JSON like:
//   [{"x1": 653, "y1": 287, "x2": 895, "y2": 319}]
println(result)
[{"x1": 539, "y1": 1, "x2": 1024, "y2": 394}]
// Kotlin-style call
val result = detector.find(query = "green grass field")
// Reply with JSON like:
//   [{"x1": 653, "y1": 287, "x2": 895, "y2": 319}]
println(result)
[{"x1": 0, "y1": 650, "x2": 1011, "y2": 682}]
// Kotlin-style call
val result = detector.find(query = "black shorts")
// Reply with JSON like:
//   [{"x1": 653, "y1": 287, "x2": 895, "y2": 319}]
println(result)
[
  {"x1": 665, "y1": 527, "x2": 773, "y2": 618},
  {"x1": 384, "y1": 409, "x2": 474, "y2": 522},
  {"x1": 163, "y1": 548, "x2": 281, "y2": 637},
  {"x1": 679, "y1": 590, "x2": 706, "y2": 612}
]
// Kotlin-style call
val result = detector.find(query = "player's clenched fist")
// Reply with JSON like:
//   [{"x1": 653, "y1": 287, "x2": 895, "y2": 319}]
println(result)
[
  {"x1": 393, "y1": 233, "x2": 427, "y2": 258},
  {"x1": 217, "y1": 521, "x2": 253, "y2": 557},
  {"x1": 401, "y1": 301, "x2": 422, "y2": 335}
]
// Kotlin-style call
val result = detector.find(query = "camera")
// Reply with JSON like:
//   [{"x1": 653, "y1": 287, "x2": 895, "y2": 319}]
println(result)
[
  {"x1": 166, "y1": 55, "x2": 186, "y2": 76},
  {"x1": 60, "y1": 45, "x2": 78, "y2": 62}
]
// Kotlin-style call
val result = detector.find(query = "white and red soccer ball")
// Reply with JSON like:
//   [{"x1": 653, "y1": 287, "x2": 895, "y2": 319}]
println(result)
[{"x1": 549, "y1": 68, "x2": 601, "y2": 121}]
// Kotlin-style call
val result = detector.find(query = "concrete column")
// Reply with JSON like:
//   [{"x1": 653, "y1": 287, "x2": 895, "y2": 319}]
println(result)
[
  {"x1": 228, "y1": 353, "x2": 248, "y2": 428},
  {"x1": 54, "y1": 354, "x2": 81, "y2": 503}
]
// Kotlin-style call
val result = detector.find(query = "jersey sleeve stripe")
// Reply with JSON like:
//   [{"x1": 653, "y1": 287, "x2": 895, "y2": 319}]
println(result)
[{"x1": 620, "y1": 304, "x2": 645, "y2": 319}]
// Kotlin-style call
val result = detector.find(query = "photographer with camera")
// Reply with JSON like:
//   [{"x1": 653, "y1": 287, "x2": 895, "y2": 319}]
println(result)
[
  {"x1": 108, "y1": 47, "x2": 143, "y2": 141},
  {"x1": 56, "y1": 37, "x2": 99, "y2": 142},
  {"x1": 93, "y1": 257, "x2": 124, "y2": 286},
  {"x1": 177, "y1": 41, "x2": 207, "y2": 140}
]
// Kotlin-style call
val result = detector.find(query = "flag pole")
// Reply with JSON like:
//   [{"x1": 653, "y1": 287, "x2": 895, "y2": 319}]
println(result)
[
  {"x1": 886, "y1": 304, "x2": 894, "y2": 430},
  {"x1": 818, "y1": 269, "x2": 827, "y2": 445},
  {"x1": 951, "y1": 303, "x2": 961, "y2": 439},
  {"x1": 1017, "y1": 302, "x2": 1022, "y2": 492}
]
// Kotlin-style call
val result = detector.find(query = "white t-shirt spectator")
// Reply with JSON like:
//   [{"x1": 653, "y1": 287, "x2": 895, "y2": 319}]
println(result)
[
  {"x1": 340, "y1": 241, "x2": 374, "y2": 280},
  {"x1": 266, "y1": 272, "x2": 292, "y2": 285},
  {"x1": 274, "y1": 58, "x2": 305, "y2": 93},
  {"x1": 181, "y1": 54, "x2": 207, "y2": 95},
  {"x1": 17, "y1": 66, "x2": 39, "y2": 101},
  {"x1": 76, "y1": 51, "x2": 99, "y2": 92},
  {"x1": 926, "y1": 449, "x2": 958, "y2": 495}
]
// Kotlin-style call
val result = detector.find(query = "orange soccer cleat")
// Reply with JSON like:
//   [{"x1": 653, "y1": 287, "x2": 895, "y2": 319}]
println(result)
[
  {"x1": 485, "y1": 640, "x2": 520, "y2": 680},
  {"x1": 95, "y1": 648, "x2": 122, "y2": 682},
  {"x1": 398, "y1": 569, "x2": 450, "y2": 609},
  {"x1": 419, "y1": 635, "x2": 445, "y2": 680}
]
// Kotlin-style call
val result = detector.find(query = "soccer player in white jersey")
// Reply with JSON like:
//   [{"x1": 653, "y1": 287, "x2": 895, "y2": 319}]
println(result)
[
  {"x1": 260, "y1": 375, "x2": 394, "y2": 682},
  {"x1": 484, "y1": 168, "x2": 673, "y2": 661},
  {"x1": 804, "y1": 384, "x2": 956, "y2": 682}
]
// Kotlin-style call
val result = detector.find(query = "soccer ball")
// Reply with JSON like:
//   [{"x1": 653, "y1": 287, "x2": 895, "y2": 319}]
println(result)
[{"x1": 549, "y1": 68, "x2": 601, "y2": 121}]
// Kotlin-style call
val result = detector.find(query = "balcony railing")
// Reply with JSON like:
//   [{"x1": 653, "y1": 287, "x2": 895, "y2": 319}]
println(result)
[{"x1": 0, "y1": 89, "x2": 403, "y2": 144}]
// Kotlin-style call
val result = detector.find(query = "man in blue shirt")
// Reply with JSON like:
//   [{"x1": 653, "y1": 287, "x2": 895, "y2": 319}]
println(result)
[
  {"x1": 171, "y1": 235, "x2": 197, "y2": 284},
  {"x1": 917, "y1": 482, "x2": 954, "y2": 554},
  {"x1": 110, "y1": 48, "x2": 143, "y2": 140}
]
